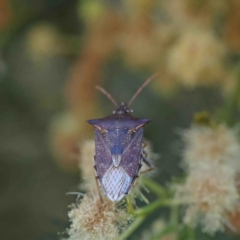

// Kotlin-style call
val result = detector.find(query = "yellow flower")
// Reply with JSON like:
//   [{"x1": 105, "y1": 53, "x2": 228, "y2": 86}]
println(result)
[
  {"x1": 26, "y1": 23, "x2": 61, "y2": 62},
  {"x1": 167, "y1": 28, "x2": 226, "y2": 88}
]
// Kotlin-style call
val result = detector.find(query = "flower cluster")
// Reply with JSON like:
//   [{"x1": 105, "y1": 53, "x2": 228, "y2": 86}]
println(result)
[
  {"x1": 68, "y1": 195, "x2": 131, "y2": 240},
  {"x1": 182, "y1": 125, "x2": 240, "y2": 171},
  {"x1": 167, "y1": 29, "x2": 226, "y2": 88},
  {"x1": 173, "y1": 124, "x2": 240, "y2": 234}
]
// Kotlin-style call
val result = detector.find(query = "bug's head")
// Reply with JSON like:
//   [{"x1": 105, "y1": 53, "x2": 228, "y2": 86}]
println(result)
[{"x1": 112, "y1": 102, "x2": 133, "y2": 115}]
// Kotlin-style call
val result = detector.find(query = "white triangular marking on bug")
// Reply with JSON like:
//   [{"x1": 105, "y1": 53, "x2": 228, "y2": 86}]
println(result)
[
  {"x1": 102, "y1": 165, "x2": 131, "y2": 202},
  {"x1": 112, "y1": 154, "x2": 121, "y2": 167}
]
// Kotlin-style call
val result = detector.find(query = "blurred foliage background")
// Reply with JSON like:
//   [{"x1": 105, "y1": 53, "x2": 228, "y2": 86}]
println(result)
[{"x1": 1, "y1": 0, "x2": 240, "y2": 239}]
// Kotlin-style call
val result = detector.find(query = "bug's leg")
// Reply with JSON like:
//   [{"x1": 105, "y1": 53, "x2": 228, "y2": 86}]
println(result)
[
  {"x1": 140, "y1": 155, "x2": 154, "y2": 175},
  {"x1": 125, "y1": 165, "x2": 141, "y2": 194},
  {"x1": 132, "y1": 174, "x2": 140, "y2": 186},
  {"x1": 125, "y1": 176, "x2": 139, "y2": 195},
  {"x1": 142, "y1": 141, "x2": 147, "y2": 149},
  {"x1": 94, "y1": 156, "x2": 103, "y2": 203},
  {"x1": 142, "y1": 140, "x2": 149, "y2": 158},
  {"x1": 143, "y1": 149, "x2": 148, "y2": 157},
  {"x1": 94, "y1": 176, "x2": 103, "y2": 203}
]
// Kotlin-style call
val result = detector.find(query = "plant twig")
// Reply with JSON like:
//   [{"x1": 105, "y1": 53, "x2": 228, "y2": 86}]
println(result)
[
  {"x1": 149, "y1": 225, "x2": 176, "y2": 240},
  {"x1": 222, "y1": 69, "x2": 240, "y2": 126},
  {"x1": 141, "y1": 178, "x2": 167, "y2": 197},
  {"x1": 126, "y1": 196, "x2": 134, "y2": 214},
  {"x1": 134, "y1": 198, "x2": 171, "y2": 216},
  {"x1": 119, "y1": 217, "x2": 145, "y2": 240}
]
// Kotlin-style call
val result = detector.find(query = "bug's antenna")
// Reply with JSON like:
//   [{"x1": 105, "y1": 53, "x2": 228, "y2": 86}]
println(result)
[
  {"x1": 128, "y1": 73, "x2": 158, "y2": 106},
  {"x1": 95, "y1": 85, "x2": 118, "y2": 107}
]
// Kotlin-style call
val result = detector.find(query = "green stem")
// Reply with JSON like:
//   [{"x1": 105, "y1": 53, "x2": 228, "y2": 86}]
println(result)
[
  {"x1": 141, "y1": 178, "x2": 167, "y2": 197},
  {"x1": 120, "y1": 179, "x2": 171, "y2": 238},
  {"x1": 119, "y1": 217, "x2": 145, "y2": 240},
  {"x1": 149, "y1": 205, "x2": 179, "y2": 240},
  {"x1": 126, "y1": 196, "x2": 134, "y2": 214},
  {"x1": 170, "y1": 205, "x2": 178, "y2": 226},
  {"x1": 134, "y1": 198, "x2": 171, "y2": 216},
  {"x1": 187, "y1": 226, "x2": 195, "y2": 240},
  {"x1": 149, "y1": 225, "x2": 176, "y2": 240},
  {"x1": 222, "y1": 70, "x2": 240, "y2": 126}
]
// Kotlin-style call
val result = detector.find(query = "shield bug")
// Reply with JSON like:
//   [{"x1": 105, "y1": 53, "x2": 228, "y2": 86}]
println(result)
[{"x1": 87, "y1": 74, "x2": 156, "y2": 202}]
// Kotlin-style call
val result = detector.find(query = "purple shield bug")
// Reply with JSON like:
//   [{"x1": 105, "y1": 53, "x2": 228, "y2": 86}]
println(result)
[{"x1": 87, "y1": 74, "x2": 157, "y2": 202}]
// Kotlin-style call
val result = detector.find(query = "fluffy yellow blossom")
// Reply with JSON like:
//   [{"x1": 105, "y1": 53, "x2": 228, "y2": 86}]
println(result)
[
  {"x1": 68, "y1": 195, "x2": 131, "y2": 240},
  {"x1": 119, "y1": 15, "x2": 175, "y2": 69},
  {"x1": 173, "y1": 164, "x2": 239, "y2": 234},
  {"x1": 182, "y1": 125, "x2": 240, "y2": 172},
  {"x1": 167, "y1": 29, "x2": 226, "y2": 88},
  {"x1": 26, "y1": 23, "x2": 62, "y2": 61}
]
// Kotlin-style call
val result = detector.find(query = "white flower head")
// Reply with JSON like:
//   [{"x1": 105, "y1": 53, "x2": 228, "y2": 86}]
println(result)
[
  {"x1": 173, "y1": 124, "x2": 240, "y2": 234},
  {"x1": 182, "y1": 124, "x2": 240, "y2": 172},
  {"x1": 173, "y1": 164, "x2": 239, "y2": 234},
  {"x1": 68, "y1": 194, "x2": 131, "y2": 240}
]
